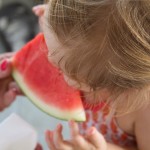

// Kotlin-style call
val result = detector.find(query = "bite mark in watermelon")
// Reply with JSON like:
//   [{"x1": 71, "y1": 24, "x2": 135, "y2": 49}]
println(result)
[{"x1": 11, "y1": 33, "x2": 86, "y2": 121}]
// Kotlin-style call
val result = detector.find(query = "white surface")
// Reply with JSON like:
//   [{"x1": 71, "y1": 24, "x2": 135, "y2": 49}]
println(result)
[{"x1": 0, "y1": 113, "x2": 37, "y2": 150}]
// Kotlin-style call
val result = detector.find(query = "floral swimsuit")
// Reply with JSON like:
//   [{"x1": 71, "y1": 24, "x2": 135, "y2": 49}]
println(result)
[{"x1": 79, "y1": 98, "x2": 137, "y2": 147}]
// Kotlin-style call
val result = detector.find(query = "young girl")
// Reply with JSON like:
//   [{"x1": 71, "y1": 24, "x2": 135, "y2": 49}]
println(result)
[{"x1": 33, "y1": 0, "x2": 150, "y2": 150}]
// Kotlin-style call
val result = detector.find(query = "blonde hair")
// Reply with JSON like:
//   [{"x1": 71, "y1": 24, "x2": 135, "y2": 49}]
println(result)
[{"x1": 45, "y1": 0, "x2": 150, "y2": 112}]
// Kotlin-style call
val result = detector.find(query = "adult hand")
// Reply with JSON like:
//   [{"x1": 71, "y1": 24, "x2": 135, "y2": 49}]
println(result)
[
  {"x1": 0, "y1": 53, "x2": 42, "y2": 149},
  {"x1": 0, "y1": 52, "x2": 21, "y2": 111},
  {"x1": 45, "y1": 121, "x2": 107, "y2": 150}
]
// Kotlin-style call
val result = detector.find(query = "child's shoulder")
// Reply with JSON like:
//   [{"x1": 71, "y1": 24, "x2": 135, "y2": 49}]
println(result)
[
  {"x1": 116, "y1": 103, "x2": 150, "y2": 137},
  {"x1": 134, "y1": 103, "x2": 150, "y2": 124},
  {"x1": 132, "y1": 104, "x2": 150, "y2": 149},
  {"x1": 116, "y1": 101, "x2": 150, "y2": 149}
]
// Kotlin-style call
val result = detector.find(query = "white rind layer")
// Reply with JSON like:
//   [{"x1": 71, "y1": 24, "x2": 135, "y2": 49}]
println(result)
[{"x1": 12, "y1": 70, "x2": 86, "y2": 121}]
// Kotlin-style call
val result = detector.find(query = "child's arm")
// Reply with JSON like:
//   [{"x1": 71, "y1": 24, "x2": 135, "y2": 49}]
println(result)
[{"x1": 45, "y1": 121, "x2": 138, "y2": 150}]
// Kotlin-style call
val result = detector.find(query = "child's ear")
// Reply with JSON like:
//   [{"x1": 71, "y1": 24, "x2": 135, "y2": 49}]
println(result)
[{"x1": 32, "y1": 4, "x2": 46, "y2": 17}]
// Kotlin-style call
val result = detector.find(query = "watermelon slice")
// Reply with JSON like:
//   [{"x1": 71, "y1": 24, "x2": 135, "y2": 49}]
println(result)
[{"x1": 11, "y1": 33, "x2": 85, "y2": 121}]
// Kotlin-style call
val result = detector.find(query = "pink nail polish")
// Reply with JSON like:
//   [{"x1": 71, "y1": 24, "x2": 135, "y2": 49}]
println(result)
[
  {"x1": 57, "y1": 124, "x2": 60, "y2": 130},
  {"x1": 1, "y1": 60, "x2": 8, "y2": 71}
]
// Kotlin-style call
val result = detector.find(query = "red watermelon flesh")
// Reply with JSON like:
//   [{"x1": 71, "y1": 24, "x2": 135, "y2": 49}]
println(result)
[{"x1": 11, "y1": 33, "x2": 86, "y2": 121}]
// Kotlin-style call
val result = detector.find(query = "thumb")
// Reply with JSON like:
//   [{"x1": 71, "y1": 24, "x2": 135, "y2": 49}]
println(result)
[
  {"x1": 87, "y1": 127, "x2": 107, "y2": 149},
  {"x1": 0, "y1": 59, "x2": 12, "y2": 79}
]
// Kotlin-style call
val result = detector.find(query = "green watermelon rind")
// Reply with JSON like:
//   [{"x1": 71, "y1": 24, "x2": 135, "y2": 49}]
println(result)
[{"x1": 12, "y1": 70, "x2": 86, "y2": 122}]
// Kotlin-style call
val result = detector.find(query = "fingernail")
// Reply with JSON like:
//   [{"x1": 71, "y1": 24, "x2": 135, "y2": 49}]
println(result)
[
  {"x1": 88, "y1": 128, "x2": 95, "y2": 135},
  {"x1": 57, "y1": 124, "x2": 61, "y2": 130},
  {"x1": 1, "y1": 60, "x2": 8, "y2": 71},
  {"x1": 69, "y1": 120, "x2": 74, "y2": 127}
]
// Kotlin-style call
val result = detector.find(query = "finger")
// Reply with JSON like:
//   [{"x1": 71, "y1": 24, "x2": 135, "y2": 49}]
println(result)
[
  {"x1": 45, "y1": 130, "x2": 56, "y2": 150},
  {"x1": 0, "y1": 88, "x2": 16, "y2": 111},
  {"x1": 72, "y1": 134, "x2": 91, "y2": 150},
  {"x1": 54, "y1": 124, "x2": 72, "y2": 149},
  {"x1": 0, "y1": 52, "x2": 15, "y2": 61},
  {"x1": 35, "y1": 143, "x2": 43, "y2": 150},
  {"x1": 87, "y1": 127, "x2": 107, "y2": 149},
  {"x1": 0, "y1": 59, "x2": 12, "y2": 78},
  {"x1": 69, "y1": 120, "x2": 80, "y2": 137},
  {"x1": 3, "y1": 88, "x2": 17, "y2": 107},
  {"x1": 9, "y1": 82, "x2": 23, "y2": 95},
  {"x1": 32, "y1": 5, "x2": 46, "y2": 17},
  {"x1": 55, "y1": 124, "x2": 64, "y2": 144},
  {"x1": 69, "y1": 121, "x2": 90, "y2": 149}
]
